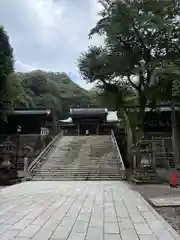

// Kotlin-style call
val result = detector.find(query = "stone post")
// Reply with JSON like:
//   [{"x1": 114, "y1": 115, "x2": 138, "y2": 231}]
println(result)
[
  {"x1": 77, "y1": 123, "x2": 80, "y2": 136},
  {"x1": 24, "y1": 157, "x2": 28, "y2": 177}
]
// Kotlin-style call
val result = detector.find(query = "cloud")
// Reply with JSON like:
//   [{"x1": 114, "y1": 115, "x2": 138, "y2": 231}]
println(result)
[
  {"x1": 15, "y1": 61, "x2": 37, "y2": 72},
  {"x1": 0, "y1": 0, "x2": 103, "y2": 90}
]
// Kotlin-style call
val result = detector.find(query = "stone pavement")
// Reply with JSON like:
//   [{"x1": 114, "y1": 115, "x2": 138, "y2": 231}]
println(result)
[
  {"x1": 149, "y1": 197, "x2": 180, "y2": 207},
  {"x1": 0, "y1": 181, "x2": 179, "y2": 240}
]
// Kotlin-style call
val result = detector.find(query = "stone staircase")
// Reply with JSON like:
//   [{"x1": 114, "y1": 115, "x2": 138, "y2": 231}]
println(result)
[{"x1": 32, "y1": 135, "x2": 125, "y2": 181}]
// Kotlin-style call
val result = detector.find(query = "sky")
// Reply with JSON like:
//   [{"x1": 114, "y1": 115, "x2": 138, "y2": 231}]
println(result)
[{"x1": 0, "y1": 0, "x2": 103, "y2": 90}]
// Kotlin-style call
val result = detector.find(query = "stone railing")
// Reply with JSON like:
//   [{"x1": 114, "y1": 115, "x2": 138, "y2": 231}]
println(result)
[{"x1": 111, "y1": 129, "x2": 126, "y2": 179}]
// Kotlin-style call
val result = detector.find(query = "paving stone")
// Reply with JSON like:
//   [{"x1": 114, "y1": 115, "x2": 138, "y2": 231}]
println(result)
[
  {"x1": 71, "y1": 221, "x2": 88, "y2": 233},
  {"x1": 0, "y1": 181, "x2": 179, "y2": 240},
  {"x1": 138, "y1": 235, "x2": 157, "y2": 240},
  {"x1": 104, "y1": 234, "x2": 122, "y2": 240},
  {"x1": 0, "y1": 224, "x2": 12, "y2": 235},
  {"x1": 68, "y1": 232, "x2": 86, "y2": 240},
  {"x1": 125, "y1": 207, "x2": 145, "y2": 223},
  {"x1": 51, "y1": 225, "x2": 71, "y2": 239},
  {"x1": 149, "y1": 197, "x2": 180, "y2": 207},
  {"x1": 0, "y1": 213, "x2": 15, "y2": 225},
  {"x1": 158, "y1": 229, "x2": 174, "y2": 240},
  {"x1": 17, "y1": 224, "x2": 41, "y2": 238},
  {"x1": 60, "y1": 217, "x2": 76, "y2": 227},
  {"x1": 12, "y1": 219, "x2": 32, "y2": 230},
  {"x1": 89, "y1": 219, "x2": 103, "y2": 227},
  {"x1": 104, "y1": 222, "x2": 119, "y2": 234},
  {"x1": 147, "y1": 219, "x2": 166, "y2": 238},
  {"x1": 31, "y1": 219, "x2": 59, "y2": 240},
  {"x1": 115, "y1": 203, "x2": 129, "y2": 219},
  {"x1": 30, "y1": 215, "x2": 50, "y2": 226},
  {"x1": 77, "y1": 214, "x2": 90, "y2": 222},
  {"x1": 118, "y1": 218, "x2": 134, "y2": 230},
  {"x1": 141, "y1": 211, "x2": 157, "y2": 221},
  {"x1": 104, "y1": 214, "x2": 117, "y2": 222},
  {"x1": 86, "y1": 227, "x2": 103, "y2": 240},
  {"x1": 121, "y1": 228, "x2": 139, "y2": 240},
  {"x1": 14, "y1": 238, "x2": 30, "y2": 240},
  {"x1": 4, "y1": 215, "x2": 25, "y2": 225},
  {"x1": 0, "y1": 230, "x2": 20, "y2": 240},
  {"x1": 134, "y1": 223, "x2": 153, "y2": 235}
]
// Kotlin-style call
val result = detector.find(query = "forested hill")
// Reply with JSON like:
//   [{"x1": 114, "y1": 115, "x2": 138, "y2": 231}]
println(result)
[{"x1": 15, "y1": 70, "x2": 94, "y2": 119}]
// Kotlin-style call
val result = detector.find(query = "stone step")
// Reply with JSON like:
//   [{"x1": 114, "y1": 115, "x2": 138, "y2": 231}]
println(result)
[
  {"x1": 34, "y1": 174, "x2": 122, "y2": 178},
  {"x1": 32, "y1": 135, "x2": 125, "y2": 181},
  {"x1": 37, "y1": 166, "x2": 122, "y2": 170},
  {"x1": 37, "y1": 165, "x2": 122, "y2": 169},
  {"x1": 34, "y1": 173, "x2": 122, "y2": 176},
  {"x1": 42, "y1": 161, "x2": 121, "y2": 164},
  {"x1": 46, "y1": 157, "x2": 120, "y2": 160},
  {"x1": 32, "y1": 179, "x2": 123, "y2": 181},
  {"x1": 43, "y1": 158, "x2": 120, "y2": 161},
  {"x1": 45, "y1": 157, "x2": 119, "y2": 160},
  {"x1": 32, "y1": 178, "x2": 123, "y2": 181},
  {"x1": 34, "y1": 172, "x2": 122, "y2": 175},
  {"x1": 41, "y1": 163, "x2": 121, "y2": 167},
  {"x1": 43, "y1": 161, "x2": 121, "y2": 164},
  {"x1": 33, "y1": 171, "x2": 122, "y2": 175},
  {"x1": 39, "y1": 167, "x2": 122, "y2": 171},
  {"x1": 32, "y1": 176, "x2": 123, "y2": 181},
  {"x1": 42, "y1": 163, "x2": 120, "y2": 167},
  {"x1": 131, "y1": 177, "x2": 163, "y2": 184}
]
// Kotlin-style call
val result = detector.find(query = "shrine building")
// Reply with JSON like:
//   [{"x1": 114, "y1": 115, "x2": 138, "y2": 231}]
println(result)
[
  {"x1": 58, "y1": 108, "x2": 118, "y2": 135},
  {"x1": 0, "y1": 109, "x2": 52, "y2": 134}
]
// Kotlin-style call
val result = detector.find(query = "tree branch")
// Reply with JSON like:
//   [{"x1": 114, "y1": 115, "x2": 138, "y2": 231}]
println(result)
[
  {"x1": 127, "y1": 74, "x2": 141, "y2": 92},
  {"x1": 99, "y1": 0, "x2": 111, "y2": 11},
  {"x1": 132, "y1": 22, "x2": 151, "y2": 62}
]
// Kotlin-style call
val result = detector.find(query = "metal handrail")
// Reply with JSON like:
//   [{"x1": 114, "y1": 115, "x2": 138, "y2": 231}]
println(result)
[
  {"x1": 111, "y1": 129, "x2": 125, "y2": 172},
  {"x1": 28, "y1": 133, "x2": 61, "y2": 172}
]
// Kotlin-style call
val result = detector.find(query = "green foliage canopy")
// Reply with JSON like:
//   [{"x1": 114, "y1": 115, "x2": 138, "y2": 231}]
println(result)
[
  {"x1": 78, "y1": 0, "x2": 180, "y2": 127},
  {"x1": 16, "y1": 70, "x2": 94, "y2": 119},
  {"x1": 0, "y1": 26, "x2": 14, "y2": 122}
]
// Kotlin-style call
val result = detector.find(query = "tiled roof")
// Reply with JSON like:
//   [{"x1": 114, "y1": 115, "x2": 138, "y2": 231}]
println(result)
[
  {"x1": 61, "y1": 111, "x2": 118, "y2": 123},
  {"x1": 10, "y1": 109, "x2": 51, "y2": 115},
  {"x1": 70, "y1": 108, "x2": 108, "y2": 115}
]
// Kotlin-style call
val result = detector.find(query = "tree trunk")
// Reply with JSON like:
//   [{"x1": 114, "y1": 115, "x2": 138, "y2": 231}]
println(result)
[{"x1": 135, "y1": 93, "x2": 147, "y2": 167}]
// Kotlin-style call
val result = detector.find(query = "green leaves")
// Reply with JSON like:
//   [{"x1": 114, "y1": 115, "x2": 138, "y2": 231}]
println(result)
[
  {"x1": 0, "y1": 26, "x2": 14, "y2": 84},
  {"x1": 18, "y1": 71, "x2": 94, "y2": 118},
  {"x1": 78, "y1": 46, "x2": 110, "y2": 83},
  {"x1": 78, "y1": 0, "x2": 180, "y2": 129},
  {"x1": 0, "y1": 25, "x2": 14, "y2": 120}
]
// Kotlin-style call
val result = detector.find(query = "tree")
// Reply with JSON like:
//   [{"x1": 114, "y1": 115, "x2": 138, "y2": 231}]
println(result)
[
  {"x1": 78, "y1": 0, "x2": 180, "y2": 129},
  {"x1": 21, "y1": 71, "x2": 48, "y2": 96},
  {"x1": 78, "y1": 45, "x2": 135, "y2": 109},
  {"x1": 18, "y1": 70, "x2": 95, "y2": 119},
  {"x1": 0, "y1": 25, "x2": 14, "y2": 121}
]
